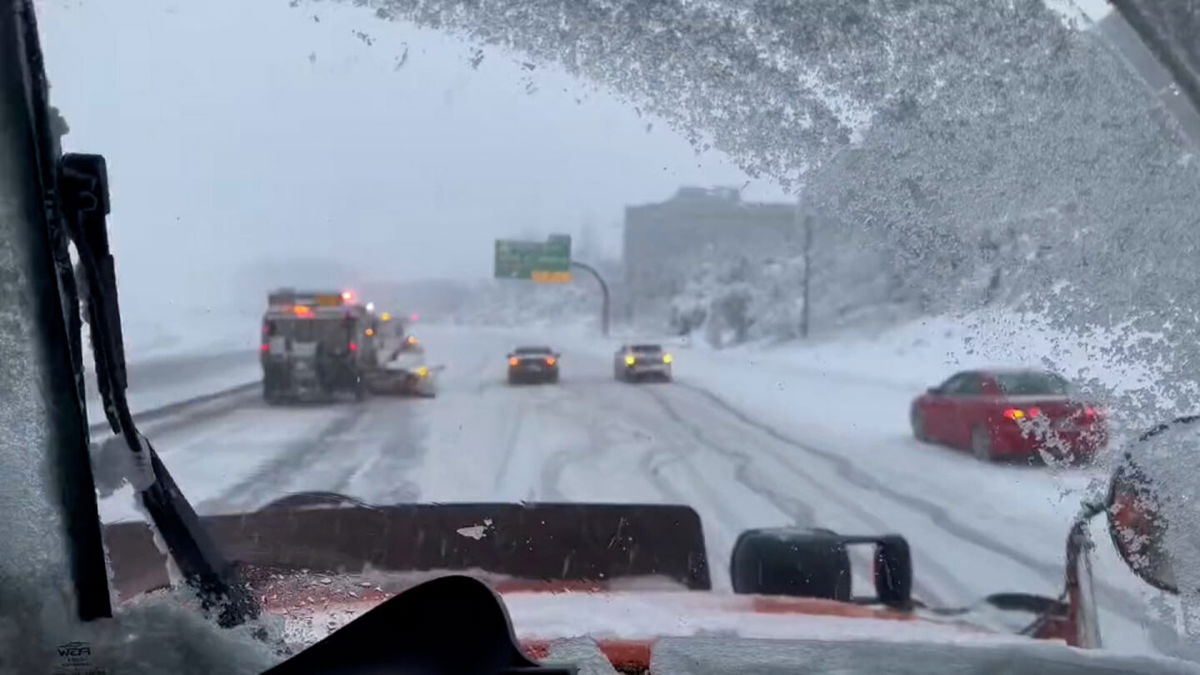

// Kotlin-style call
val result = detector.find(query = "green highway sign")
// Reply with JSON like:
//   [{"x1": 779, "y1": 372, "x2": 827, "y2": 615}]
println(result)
[{"x1": 494, "y1": 234, "x2": 572, "y2": 282}]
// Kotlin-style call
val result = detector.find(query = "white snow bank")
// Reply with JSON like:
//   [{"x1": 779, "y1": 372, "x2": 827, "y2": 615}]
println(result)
[
  {"x1": 84, "y1": 350, "x2": 262, "y2": 427},
  {"x1": 79, "y1": 300, "x2": 262, "y2": 424},
  {"x1": 85, "y1": 302, "x2": 258, "y2": 364},
  {"x1": 687, "y1": 309, "x2": 1189, "y2": 434}
]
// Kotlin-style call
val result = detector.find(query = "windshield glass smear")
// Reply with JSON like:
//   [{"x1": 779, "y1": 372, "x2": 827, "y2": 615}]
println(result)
[{"x1": 26, "y1": 0, "x2": 1200, "y2": 670}]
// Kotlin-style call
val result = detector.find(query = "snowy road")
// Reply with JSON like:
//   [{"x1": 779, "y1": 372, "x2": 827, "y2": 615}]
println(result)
[{"x1": 96, "y1": 324, "x2": 1183, "y2": 657}]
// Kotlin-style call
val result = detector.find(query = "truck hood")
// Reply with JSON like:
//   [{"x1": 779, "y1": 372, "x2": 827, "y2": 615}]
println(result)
[
  {"x1": 100, "y1": 499, "x2": 1198, "y2": 673},
  {"x1": 265, "y1": 580, "x2": 1197, "y2": 675}
]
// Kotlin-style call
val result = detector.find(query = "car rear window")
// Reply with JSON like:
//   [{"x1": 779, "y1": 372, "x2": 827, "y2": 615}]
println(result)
[
  {"x1": 631, "y1": 344, "x2": 662, "y2": 352},
  {"x1": 515, "y1": 347, "x2": 552, "y2": 354},
  {"x1": 993, "y1": 372, "x2": 1070, "y2": 396}
]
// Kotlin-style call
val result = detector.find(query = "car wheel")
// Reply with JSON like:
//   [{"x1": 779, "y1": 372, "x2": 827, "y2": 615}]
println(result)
[
  {"x1": 971, "y1": 425, "x2": 994, "y2": 462},
  {"x1": 910, "y1": 408, "x2": 928, "y2": 442}
]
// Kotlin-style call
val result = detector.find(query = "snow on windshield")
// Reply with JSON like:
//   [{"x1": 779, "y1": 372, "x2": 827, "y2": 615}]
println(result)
[
  {"x1": 19, "y1": 0, "x2": 1200, "y2": 670},
  {"x1": 994, "y1": 372, "x2": 1071, "y2": 397}
]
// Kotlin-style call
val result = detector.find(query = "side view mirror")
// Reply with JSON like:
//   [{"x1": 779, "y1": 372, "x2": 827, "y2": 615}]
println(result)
[
  {"x1": 729, "y1": 528, "x2": 912, "y2": 608},
  {"x1": 1104, "y1": 415, "x2": 1200, "y2": 594},
  {"x1": 926, "y1": 386, "x2": 942, "y2": 395}
]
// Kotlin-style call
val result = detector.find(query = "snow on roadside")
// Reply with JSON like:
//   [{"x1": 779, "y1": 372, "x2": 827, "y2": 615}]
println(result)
[
  {"x1": 79, "y1": 302, "x2": 261, "y2": 424},
  {"x1": 85, "y1": 303, "x2": 258, "y2": 365},
  {"x1": 514, "y1": 315, "x2": 1183, "y2": 655},
  {"x1": 696, "y1": 310, "x2": 1180, "y2": 433},
  {"x1": 84, "y1": 351, "x2": 262, "y2": 427}
]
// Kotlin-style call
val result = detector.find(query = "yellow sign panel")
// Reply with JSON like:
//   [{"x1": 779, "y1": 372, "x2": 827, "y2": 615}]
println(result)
[{"x1": 531, "y1": 270, "x2": 572, "y2": 284}]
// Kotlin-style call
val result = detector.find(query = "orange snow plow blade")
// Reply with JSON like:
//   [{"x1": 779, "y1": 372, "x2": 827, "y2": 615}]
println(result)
[{"x1": 103, "y1": 501, "x2": 711, "y2": 599}]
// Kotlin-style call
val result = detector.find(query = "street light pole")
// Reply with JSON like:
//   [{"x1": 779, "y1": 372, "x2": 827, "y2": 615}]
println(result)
[
  {"x1": 570, "y1": 260, "x2": 610, "y2": 337},
  {"x1": 798, "y1": 199, "x2": 813, "y2": 339}
]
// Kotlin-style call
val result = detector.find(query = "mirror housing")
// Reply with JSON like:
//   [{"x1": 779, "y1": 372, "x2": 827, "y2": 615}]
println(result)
[
  {"x1": 729, "y1": 528, "x2": 912, "y2": 608},
  {"x1": 1102, "y1": 415, "x2": 1200, "y2": 594}
]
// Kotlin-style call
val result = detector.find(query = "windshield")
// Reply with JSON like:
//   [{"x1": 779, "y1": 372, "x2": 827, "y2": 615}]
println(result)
[
  {"x1": 24, "y1": 0, "x2": 1200, "y2": 670},
  {"x1": 993, "y1": 372, "x2": 1071, "y2": 397}
]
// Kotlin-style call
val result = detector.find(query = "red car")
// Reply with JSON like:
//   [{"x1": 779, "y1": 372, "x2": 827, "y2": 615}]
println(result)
[{"x1": 910, "y1": 369, "x2": 1106, "y2": 463}]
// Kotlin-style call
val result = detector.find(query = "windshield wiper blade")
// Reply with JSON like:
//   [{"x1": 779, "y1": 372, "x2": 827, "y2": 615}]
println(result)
[{"x1": 59, "y1": 153, "x2": 258, "y2": 627}]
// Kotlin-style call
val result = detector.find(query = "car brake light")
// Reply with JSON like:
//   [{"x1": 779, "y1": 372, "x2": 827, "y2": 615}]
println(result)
[
  {"x1": 260, "y1": 343, "x2": 269, "y2": 353},
  {"x1": 348, "y1": 343, "x2": 358, "y2": 352},
  {"x1": 1027, "y1": 407, "x2": 1041, "y2": 418},
  {"x1": 546, "y1": 357, "x2": 556, "y2": 366}
]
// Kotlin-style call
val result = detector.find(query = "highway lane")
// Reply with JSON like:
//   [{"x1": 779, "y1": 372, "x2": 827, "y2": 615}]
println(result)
[{"x1": 93, "y1": 324, "x2": 1174, "y2": 655}]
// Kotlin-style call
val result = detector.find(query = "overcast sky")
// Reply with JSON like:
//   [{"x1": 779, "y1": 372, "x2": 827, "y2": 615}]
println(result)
[{"x1": 35, "y1": 0, "x2": 790, "y2": 313}]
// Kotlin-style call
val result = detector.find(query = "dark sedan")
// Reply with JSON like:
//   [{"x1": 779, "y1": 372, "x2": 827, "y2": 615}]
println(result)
[{"x1": 507, "y1": 346, "x2": 560, "y2": 384}]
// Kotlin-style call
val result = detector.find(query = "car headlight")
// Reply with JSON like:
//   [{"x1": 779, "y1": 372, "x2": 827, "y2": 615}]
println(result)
[
  {"x1": 663, "y1": 354, "x2": 673, "y2": 364},
  {"x1": 416, "y1": 366, "x2": 429, "y2": 377},
  {"x1": 624, "y1": 355, "x2": 636, "y2": 366}
]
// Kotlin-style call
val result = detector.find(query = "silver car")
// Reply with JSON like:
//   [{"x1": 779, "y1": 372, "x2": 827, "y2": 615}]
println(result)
[{"x1": 613, "y1": 344, "x2": 673, "y2": 382}]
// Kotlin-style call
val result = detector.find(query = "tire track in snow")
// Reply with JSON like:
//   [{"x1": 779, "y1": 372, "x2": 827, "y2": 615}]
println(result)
[
  {"x1": 638, "y1": 384, "x2": 957, "y2": 605},
  {"x1": 490, "y1": 394, "x2": 530, "y2": 497},
  {"x1": 530, "y1": 378, "x2": 792, "y2": 589},
  {"x1": 670, "y1": 380, "x2": 1150, "y2": 621},
  {"x1": 321, "y1": 399, "x2": 428, "y2": 504},
  {"x1": 196, "y1": 400, "x2": 374, "y2": 513}
]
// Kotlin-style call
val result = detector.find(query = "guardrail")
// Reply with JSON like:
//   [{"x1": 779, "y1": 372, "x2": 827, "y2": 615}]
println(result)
[{"x1": 87, "y1": 381, "x2": 260, "y2": 436}]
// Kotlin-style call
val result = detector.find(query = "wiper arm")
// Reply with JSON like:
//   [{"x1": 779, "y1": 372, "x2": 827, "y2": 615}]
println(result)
[{"x1": 59, "y1": 153, "x2": 258, "y2": 627}]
